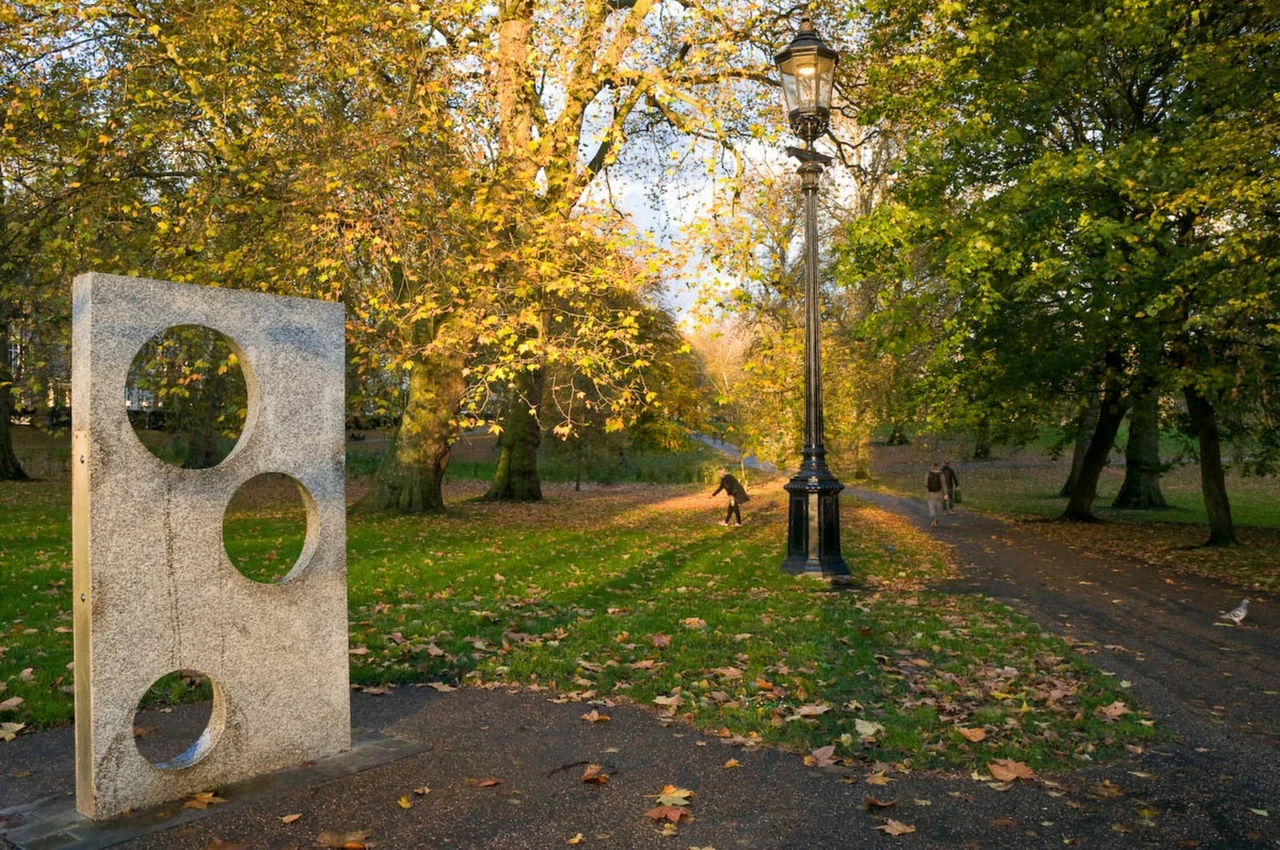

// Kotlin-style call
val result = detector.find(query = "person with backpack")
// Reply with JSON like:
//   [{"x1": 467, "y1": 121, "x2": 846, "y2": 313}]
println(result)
[
  {"x1": 941, "y1": 459, "x2": 960, "y2": 513},
  {"x1": 710, "y1": 467, "x2": 750, "y2": 526},
  {"x1": 925, "y1": 462, "x2": 945, "y2": 527}
]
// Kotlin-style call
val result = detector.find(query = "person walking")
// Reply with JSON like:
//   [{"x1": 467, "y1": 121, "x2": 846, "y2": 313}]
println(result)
[
  {"x1": 925, "y1": 462, "x2": 945, "y2": 527},
  {"x1": 710, "y1": 467, "x2": 750, "y2": 526},
  {"x1": 941, "y1": 459, "x2": 960, "y2": 513}
]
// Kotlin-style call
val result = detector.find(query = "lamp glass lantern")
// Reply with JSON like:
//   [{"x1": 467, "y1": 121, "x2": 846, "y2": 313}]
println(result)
[{"x1": 774, "y1": 19, "x2": 838, "y2": 143}]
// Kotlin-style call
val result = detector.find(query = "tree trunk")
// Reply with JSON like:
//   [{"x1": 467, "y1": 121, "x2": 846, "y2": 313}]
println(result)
[
  {"x1": 181, "y1": 365, "x2": 227, "y2": 470},
  {"x1": 0, "y1": 310, "x2": 29, "y2": 481},
  {"x1": 1059, "y1": 397, "x2": 1100, "y2": 497},
  {"x1": 1184, "y1": 386, "x2": 1238, "y2": 546},
  {"x1": 1112, "y1": 392, "x2": 1167, "y2": 509},
  {"x1": 885, "y1": 422, "x2": 910, "y2": 445},
  {"x1": 485, "y1": 366, "x2": 545, "y2": 501},
  {"x1": 972, "y1": 418, "x2": 991, "y2": 460},
  {"x1": 1062, "y1": 388, "x2": 1127, "y2": 521},
  {"x1": 356, "y1": 348, "x2": 467, "y2": 514},
  {"x1": 851, "y1": 429, "x2": 872, "y2": 480}
]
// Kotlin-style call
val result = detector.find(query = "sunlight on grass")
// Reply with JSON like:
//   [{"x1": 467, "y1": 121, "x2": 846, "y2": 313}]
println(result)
[{"x1": 0, "y1": 476, "x2": 1158, "y2": 771}]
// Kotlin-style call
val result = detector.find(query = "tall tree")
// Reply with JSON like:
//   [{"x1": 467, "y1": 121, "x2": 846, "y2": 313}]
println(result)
[{"x1": 842, "y1": 0, "x2": 1280, "y2": 534}]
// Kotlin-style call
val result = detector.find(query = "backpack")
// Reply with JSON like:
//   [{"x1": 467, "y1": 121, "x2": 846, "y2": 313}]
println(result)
[{"x1": 926, "y1": 471, "x2": 943, "y2": 492}]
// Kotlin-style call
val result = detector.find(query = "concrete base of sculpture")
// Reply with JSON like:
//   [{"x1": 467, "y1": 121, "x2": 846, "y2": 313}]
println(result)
[{"x1": 71, "y1": 273, "x2": 349, "y2": 819}]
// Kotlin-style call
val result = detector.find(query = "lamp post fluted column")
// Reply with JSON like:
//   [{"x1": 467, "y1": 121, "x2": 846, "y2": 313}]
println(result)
[
  {"x1": 780, "y1": 153, "x2": 848, "y2": 579},
  {"x1": 774, "y1": 16, "x2": 848, "y2": 579}
]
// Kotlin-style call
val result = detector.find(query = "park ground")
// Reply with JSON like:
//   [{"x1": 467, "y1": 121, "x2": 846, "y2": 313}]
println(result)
[{"x1": 1, "y1": 426, "x2": 1278, "y2": 847}]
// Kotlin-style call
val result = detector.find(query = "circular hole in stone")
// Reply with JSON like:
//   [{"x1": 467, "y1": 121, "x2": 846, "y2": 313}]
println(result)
[
  {"x1": 126, "y1": 325, "x2": 249, "y2": 469},
  {"x1": 224, "y1": 473, "x2": 311, "y2": 583},
  {"x1": 133, "y1": 670, "x2": 220, "y2": 770}
]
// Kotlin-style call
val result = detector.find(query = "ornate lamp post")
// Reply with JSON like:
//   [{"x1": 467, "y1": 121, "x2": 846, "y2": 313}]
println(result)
[{"x1": 775, "y1": 18, "x2": 849, "y2": 580}]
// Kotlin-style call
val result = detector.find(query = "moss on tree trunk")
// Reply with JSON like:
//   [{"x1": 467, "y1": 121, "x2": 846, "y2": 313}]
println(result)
[
  {"x1": 357, "y1": 349, "x2": 466, "y2": 514},
  {"x1": 1112, "y1": 392, "x2": 1167, "y2": 509},
  {"x1": 1184, "y1": 385, "x2": 1237, "y2": 546},
  {"x1": 485, "y1": 366, "x2": 545, "y2": 502}
]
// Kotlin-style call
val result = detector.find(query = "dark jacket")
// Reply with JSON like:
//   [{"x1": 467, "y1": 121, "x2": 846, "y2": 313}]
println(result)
[
  {"x1": 713, "y1": 474, "x2": 750, "y2": 503},
  {"x1": 941, "y1": 464, "x2": 959, "y2": 490}
]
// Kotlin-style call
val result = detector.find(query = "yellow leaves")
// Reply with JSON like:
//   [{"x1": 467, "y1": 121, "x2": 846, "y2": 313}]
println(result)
[
  {"x1": 0, "y1": 722, "x2": 25, "y2": 742},
  {"x1": 865, "y1": 771, "x2": 892, "y2": 786},
  {"x1": 580, "y1": 709, "x2": 610, "y2": 723},
  {"x1": 183, "y1": 791, "x2": 229, "y2": 809},
  {"x1": 722, "y1": 759, "x2": 741, "y2": 769},
  {"x1": 397, "y1": 795, "x2": 412, "y2": 809},
  {"x1": 854, "y1": 719, "x2": 884, "y2": 740},
  {"x1": 280, "y1": 813, "x2": 302, "y2": 824},
  {"x1": 567, "y1": 834, "x2": 584, "y2": 845},
  {"x1": 644, "y1": 784, "x2": 694, "y2": 824}
]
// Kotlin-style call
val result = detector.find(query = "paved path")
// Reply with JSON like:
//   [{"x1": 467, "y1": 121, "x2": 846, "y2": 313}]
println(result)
[{"x1": 849, "y1": 488, "x2": 1280, "y2": 748}]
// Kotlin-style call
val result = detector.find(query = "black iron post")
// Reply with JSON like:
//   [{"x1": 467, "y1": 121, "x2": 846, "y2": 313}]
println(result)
[{"x1": 780, "y1": 148, "x2": 848, "y2": 579}]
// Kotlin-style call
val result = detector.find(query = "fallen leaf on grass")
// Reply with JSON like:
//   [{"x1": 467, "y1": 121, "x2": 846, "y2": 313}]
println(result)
[
  {"x1": 651, "y1": 633, "x2": 671, "y2": 648},
  {"x1": 279, "y1": 813, "x2": 302, "y2": 824},
  {"x1": 804, "y1": 744, "x2": 837, "y2": 768},
  {"x1": 1097, "y1": 701, "x2": 1131, "y2": 722},
  {"x1": 0, "y1": 697, "x2": 24, "y2": 712},
  {"x1": 467, "y1": 778, "x2": 503, "y2": 788},
  {"x1": 865, "y1": 795, "x2": 897, "y2": 810},
  {"x1": 956, "y1": 726, "x2": 986, "y2": 743},
  {"x1": 987, "y1": 758, "x2": 1034, "y2": 782},
  {"x1": 855, "y1": 719, "x2": 885, "y2": 739},
  {"x1": 18, "y1": 668, "x2": 33, "y2": 682},
  {"x1": 183, "y1": 791, "x2": 228, "y2": 809},
  {"x1": 580, "y1": 709, "x2": 610, "y2": 723},
  {"x1": 582, "y1": 764, "x2": 608, "y2": 784},
  {"x1": 680, "y1": 617, "x2": 707, "y2": 630},
  {"x1": 713, "y1": 667, "x2": 743, "y2": 681},
  {"x1": 794, "y1": 702, "x2": 829, "y2": 717},
  {"x1": 315, "y1": 828, "x2": 374, "y2": 849},
  {"x1": 872, "y1": 819, "x2": 916, "y2": 836}
]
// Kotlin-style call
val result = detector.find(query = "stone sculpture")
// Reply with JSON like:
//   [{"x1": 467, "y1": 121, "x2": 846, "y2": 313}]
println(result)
[{"x1": 71, "y1": 273, "x2": 348, "y2": 819}]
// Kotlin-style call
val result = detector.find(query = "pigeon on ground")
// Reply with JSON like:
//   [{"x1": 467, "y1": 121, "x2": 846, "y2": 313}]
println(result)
[{"x1": 1220, "y1": 598, "x2": 1250, "y2": 625}]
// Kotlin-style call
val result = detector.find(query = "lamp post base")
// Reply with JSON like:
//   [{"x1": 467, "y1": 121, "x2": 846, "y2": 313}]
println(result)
[{"x1": 781, "y1": 467, "x2": 849, "y2": 580}]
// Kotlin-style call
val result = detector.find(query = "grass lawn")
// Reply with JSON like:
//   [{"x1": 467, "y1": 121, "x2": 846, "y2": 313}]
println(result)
[
  {"x1": 0, "y1": 464, "x2": 1156, "y2": 773},
  {"x1": 867, "y1": 438, "x2": 1280, "y2": 591}
]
